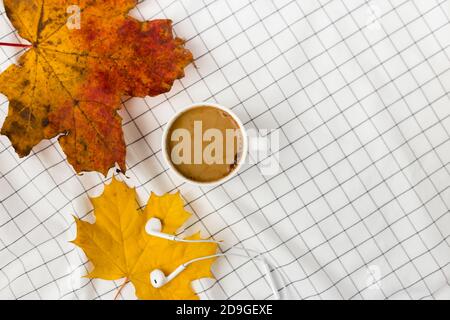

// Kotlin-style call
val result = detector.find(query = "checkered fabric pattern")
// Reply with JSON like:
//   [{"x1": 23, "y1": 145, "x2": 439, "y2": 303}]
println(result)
[{"x1": 1, "y1": 0, "x2": 450, "y2": 300}]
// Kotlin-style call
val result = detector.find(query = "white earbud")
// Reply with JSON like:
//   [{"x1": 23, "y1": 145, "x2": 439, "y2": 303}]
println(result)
[
  {"x1": 146, "y1": 218, "x2": 162, "y2": 234},
  {"x1": 150, "y1": 265, "x2": 187, "y2": 288},
  {"x1": 145, "y1": 218, "x2": 221, "y2": 244},
  {"x1": 149, "y1": 269, "x2": 166, "y2": 288},
  {"x1": 145, "y1": 218, "x2": 177, "y2": 241}
]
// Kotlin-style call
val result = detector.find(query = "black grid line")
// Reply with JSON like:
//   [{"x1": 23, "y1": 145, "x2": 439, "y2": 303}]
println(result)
[{"x1": 0, "y1": 0, "x2": 450, "y2": 300}]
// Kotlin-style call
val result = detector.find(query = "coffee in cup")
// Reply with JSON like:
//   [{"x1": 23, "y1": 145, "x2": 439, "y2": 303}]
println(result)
[{"x1": 163, "y1": 104, "x2": 247, "y2": 185}]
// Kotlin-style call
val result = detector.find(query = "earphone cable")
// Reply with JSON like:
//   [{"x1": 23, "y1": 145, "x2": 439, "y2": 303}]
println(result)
[
  {"x1": 174, "y1": 237, "x2": 222, "y2": 244},
  {"x1": 226, "y1": 245, "x2": 289, "y2": 299},
  {"x1": 182, "y1": 252, "x2": 281, "y2": 300}
]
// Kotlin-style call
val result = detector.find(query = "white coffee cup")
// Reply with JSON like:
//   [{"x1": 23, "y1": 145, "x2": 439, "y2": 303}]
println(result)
[{"x1": 162, "y1": 103, "x2": 248, "y2": 186}]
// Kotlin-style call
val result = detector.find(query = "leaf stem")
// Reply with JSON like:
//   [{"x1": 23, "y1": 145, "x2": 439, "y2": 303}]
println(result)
[
  {"x1": 0, "y1": 42, "x2": 32, "y2": 48},
  {"x1": 114, "y1": 278, "x2": 130, "y2": 300}
]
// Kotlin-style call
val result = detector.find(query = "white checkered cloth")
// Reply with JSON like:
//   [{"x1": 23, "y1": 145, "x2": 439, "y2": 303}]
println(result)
[{"x1": 1, "y1": 0, "x2": 450, "y2": 300}]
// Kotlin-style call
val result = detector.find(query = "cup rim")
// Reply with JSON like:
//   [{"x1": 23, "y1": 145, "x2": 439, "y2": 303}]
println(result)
[{"x1": 162, "y1": 102, "x2": 248, "y2": 187}]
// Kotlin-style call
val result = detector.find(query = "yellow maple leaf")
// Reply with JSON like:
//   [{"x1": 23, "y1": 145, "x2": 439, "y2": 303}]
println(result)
[{"x1": 72, "y1": 178, "x2": 217, "y2": 300}]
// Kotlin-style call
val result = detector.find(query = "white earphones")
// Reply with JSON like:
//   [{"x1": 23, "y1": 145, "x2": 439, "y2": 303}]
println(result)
[
  {"x1": 150, "y1": 265, "x2": 187, "y2": 289},
  {"x1": 146, "y1": 218, "x2": 222, "y2": 243},
  {"x1": 146, "y1": 217, "x2": 281, "y2": 300}
]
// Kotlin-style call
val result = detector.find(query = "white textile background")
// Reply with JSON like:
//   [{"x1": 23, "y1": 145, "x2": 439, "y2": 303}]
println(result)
[{"x1": 0, "y1": 0, "x2": 450, "y2": 300}]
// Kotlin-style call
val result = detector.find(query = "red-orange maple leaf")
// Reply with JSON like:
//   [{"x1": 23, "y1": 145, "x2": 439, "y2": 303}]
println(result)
[{"x1": 0, "y1": 0, "x2": 193, "y2": 175}]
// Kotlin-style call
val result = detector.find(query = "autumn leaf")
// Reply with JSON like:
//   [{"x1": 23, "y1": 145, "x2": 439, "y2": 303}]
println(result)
[
  {"x1": 0, "y1": 0, "x2": 193, "y2": 175},
  {"x1": 72, "y1": 178, "x2": 217, "y2": 300}
]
